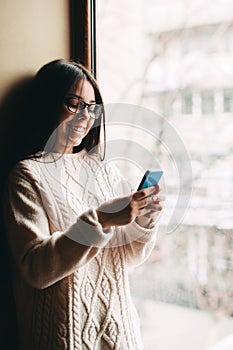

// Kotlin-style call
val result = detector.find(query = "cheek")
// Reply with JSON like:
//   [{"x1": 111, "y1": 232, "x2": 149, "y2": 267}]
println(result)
[
  {"x1": 59, "y1": 112, "x2": 72, "y2": 124},
  {"x1": 56, "y1": 118, "x2": 71, "y2": 138},
  {"x1": 86, "y1": 120, "x2": 96, "y2": 134}
]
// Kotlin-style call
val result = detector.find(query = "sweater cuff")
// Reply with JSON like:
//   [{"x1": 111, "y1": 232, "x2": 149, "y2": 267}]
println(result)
[
  {"x1": 124, "y1": 220, "x2": 158, "y2": 244},
  {"x1": 64, "y1": 209, "x2": 113, "y2": 248}
]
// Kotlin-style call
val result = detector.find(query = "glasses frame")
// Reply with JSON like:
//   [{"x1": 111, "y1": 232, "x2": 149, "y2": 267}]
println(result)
[{"x1": 64, "y1": 96, "x2": 102, "y2": 120}]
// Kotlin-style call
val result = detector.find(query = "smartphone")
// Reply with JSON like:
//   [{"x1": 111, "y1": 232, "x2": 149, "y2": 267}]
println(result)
[{"x1": 137, "y1": 169, "x2": 163, "y2": 190}]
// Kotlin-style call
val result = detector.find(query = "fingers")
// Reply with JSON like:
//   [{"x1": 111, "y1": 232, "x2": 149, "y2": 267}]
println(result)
[
  {"x1": 151, "y1": 194, "x2": 166, "y2": 204},
  {"x1": 154, "y1": 184, "x2": 160, "y2": 195},
  {"x1": 131, "y1": 186, "x2": 165, "y2": 220},
  {"x1": 137, "y1": 200, "x2": 164, "y2": 216},
  {"x1": 133, "y1": 185, "x2": 160, "y2": 201},
  {"x1": 139, "y1": 204, "x2": 162, "y2": 217},
  {"x1": 148, "y1": 195, "x2": 165, "y2": 211},
  {"x1": 136, "y1": 194, "x2": 165, "y2": 209}
]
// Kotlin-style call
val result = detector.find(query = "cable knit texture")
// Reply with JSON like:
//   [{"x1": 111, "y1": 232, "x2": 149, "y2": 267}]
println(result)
[{"x1": 4, "y1": 151, "x2": 158, "y2": 350}]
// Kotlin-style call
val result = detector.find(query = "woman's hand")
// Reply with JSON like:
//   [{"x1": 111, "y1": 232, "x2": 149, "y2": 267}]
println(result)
[
  {"x1": 96, "y1": 185, "x2": 164, "y2": 230},
  {"x1": 135, "y1": 185, "x2": 165, "y2": 228}
]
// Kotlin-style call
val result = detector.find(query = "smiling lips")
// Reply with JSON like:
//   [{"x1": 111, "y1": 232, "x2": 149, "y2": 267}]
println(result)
[{"x1": 69, "y1": 124, "x2": 86, "y2": 136}]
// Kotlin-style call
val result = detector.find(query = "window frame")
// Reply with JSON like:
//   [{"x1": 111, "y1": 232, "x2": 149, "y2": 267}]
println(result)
[{"x1": 69, "y1": 0, "x2": 97, "y2": 77}]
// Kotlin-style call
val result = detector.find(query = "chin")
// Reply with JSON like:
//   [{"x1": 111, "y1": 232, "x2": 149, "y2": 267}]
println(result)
[{"x1": 69, "y1": 137, "x2": 83, "y2": 147}]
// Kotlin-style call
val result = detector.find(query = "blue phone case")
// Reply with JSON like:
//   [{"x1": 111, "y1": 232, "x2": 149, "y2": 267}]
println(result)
[{"x1": 137, "y1": 169, "x2": 163, "y2": 190}]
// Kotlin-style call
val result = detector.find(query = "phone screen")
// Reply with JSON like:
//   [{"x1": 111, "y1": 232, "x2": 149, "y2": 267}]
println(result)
[{"x1": 137, "y1": 169, "x2": 163, "y2": 190}]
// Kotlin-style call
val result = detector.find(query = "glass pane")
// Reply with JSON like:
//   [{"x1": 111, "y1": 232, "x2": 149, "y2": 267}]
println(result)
[
  {"x1": 224, "y1": 88, "x2": 233, "y2": 112},
  {"x1": 201, "y1": 90, "x2": 214, "y2": 115},
  {"x1": 181, "y1": 89, "x2": 193, "y2": 114},
  {"x1": 97, "y1": 1, "x2": 233, "y2": 349}
]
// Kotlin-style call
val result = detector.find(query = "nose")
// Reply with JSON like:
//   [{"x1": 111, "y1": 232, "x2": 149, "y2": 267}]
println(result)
[{"x1": 75, "y1": 106, "x2": 90, "y2": 120}]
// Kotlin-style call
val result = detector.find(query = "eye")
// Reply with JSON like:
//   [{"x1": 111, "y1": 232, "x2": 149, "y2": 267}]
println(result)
[
  {"x1": 68, "y1": 98, "x2": 79, "y2": 108},
  {"x1": 66, "y1": 97, "x2": 82, "y2": 113}
]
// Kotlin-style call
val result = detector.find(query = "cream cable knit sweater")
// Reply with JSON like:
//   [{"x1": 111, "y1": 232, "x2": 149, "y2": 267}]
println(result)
[{"x1": 4, "y1": 151, "x2": 158, "y2": 350}]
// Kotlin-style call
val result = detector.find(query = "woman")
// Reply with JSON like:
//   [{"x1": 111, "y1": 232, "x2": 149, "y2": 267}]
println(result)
[{"x1": 3, "y1": 59, "x2": 163, "y2": 350}]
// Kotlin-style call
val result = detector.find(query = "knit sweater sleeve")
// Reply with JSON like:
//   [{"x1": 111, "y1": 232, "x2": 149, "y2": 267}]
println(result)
[
  {"x1": 4, "y1": 162, "x2": 113, "y2": 290},
  {"x1": 122, "y1": 220, "x2": 158, "y2": 267}
]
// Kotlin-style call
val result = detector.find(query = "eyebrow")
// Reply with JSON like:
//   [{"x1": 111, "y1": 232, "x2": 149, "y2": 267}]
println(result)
[{"x1": 67, "y1": 93, "x2": 96, "y2": 104}]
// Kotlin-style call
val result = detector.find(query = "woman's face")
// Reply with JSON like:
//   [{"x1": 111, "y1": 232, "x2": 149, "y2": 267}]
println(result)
[{"x1": 54, "y1": 79, "x2": 96, "y2": 154}]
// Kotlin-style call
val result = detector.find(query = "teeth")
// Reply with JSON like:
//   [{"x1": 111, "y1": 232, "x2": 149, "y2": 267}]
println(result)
[{"x1": 71, "y1": 126, "x2": 85, "y2": 132}]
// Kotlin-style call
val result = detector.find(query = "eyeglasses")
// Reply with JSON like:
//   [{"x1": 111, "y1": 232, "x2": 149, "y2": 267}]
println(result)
[{"x1": 64, "y1": 96, "x2": 103, "y2": 120}]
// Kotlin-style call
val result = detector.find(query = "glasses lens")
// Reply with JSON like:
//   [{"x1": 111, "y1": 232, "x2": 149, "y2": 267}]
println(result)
[
  {"x1": 89, "y1": 104, "x2": 103, "y2": 119},
  {"x1": 66, "y1": 98, "x2": 82, "y2": 113}
]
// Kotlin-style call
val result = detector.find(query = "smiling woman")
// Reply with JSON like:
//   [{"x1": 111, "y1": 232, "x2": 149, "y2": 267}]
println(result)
[
  {"x1": 2, "y1": 59, "x2": 164, "y2": 350},
  {"x1": 25, "y1": 59, "x2": 104, "y2": 159},
  {"x1": 54, "y1": 79, "x2": 97, "y2": 154}
]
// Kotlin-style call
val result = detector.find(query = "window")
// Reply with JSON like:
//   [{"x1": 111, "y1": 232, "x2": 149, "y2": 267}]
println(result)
[
  {"x1": 181, "y1": 89, "x2": 193, "y2": 114},
  {"x1": 96, "y1": 1, "x2": 233, "y2": 349},
  {"x1": 201, "y1": 90, "x2": 214, "y2": 115},
  {"x1": 69, "y1": 0, "x2": 96, "y2": 74},
  {"x1": 223, "y1": 88, "x2": 233, "y2": 113}
]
